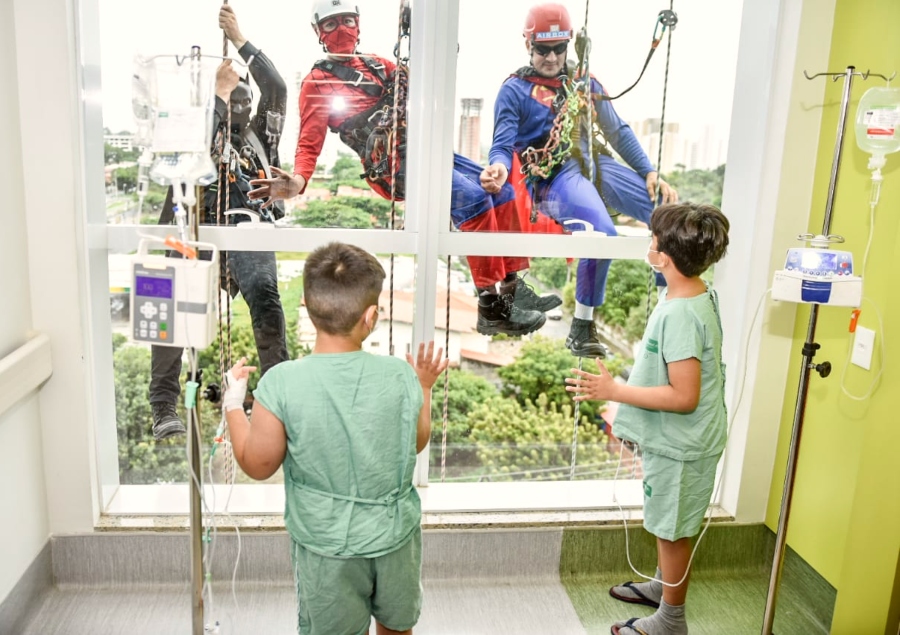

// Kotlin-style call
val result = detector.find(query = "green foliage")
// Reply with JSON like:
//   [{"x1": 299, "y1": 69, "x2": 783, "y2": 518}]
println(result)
[
  {"x1": 625, "y1": 302, "x2": 653, "y2": 345},
  {"x1": 292, "y1": 199, "x2": 372, "y2": 229},
  {"x1": 114, "y1": 165, "x2": 138, "y2": 192},
  {"x1": 562, "y1": 278, "x2": 576, "y2": 312},
  {"x1": 497, "y1": 336, "x2": 603, "y2": 422},
  {"x1": 468, "y1": 394, "x2": 612, "y2": 481},
  {"x1": 337, "y1": 195, "x2": 402, "y2": 228},
  {"x1": 528, "y1": 258, "x2": 569, "y2": 290},
  {"x1": 428, "y1": 368, "x2": 499, "y2": 477},
  {"x1": 663, "y1": 164, "x2": 725, "y2": 207},
  {"x1": 114, "y1": 344, "x2": 188, "y2": 483},
  {"x1": 596, "y1": 259, "x2": 656, "y2": 331},
  {"x1": 104, "y1": 143, "x2": 139, "y2": 165},
  {"x1": 331, "y1": 154, "x2": 365, "y2": 181}
]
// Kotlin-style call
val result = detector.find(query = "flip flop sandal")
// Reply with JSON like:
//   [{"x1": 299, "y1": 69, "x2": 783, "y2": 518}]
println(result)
[
  {"x1": 610, "y1": 617, "x2": 650, "y2": 635},
  {"x1": 608, "y1": 581, "x2": 661, "y2": 609}
]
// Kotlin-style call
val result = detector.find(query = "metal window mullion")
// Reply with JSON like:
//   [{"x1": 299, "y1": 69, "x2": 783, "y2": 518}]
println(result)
[{"x1": 408, "y1": 0, "x2": 460, "y2": 487}]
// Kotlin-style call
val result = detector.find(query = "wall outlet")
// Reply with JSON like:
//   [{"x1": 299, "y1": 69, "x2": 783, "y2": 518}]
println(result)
[{"x1": 851, "y1": 326, "x2": 875, "y2": 371}]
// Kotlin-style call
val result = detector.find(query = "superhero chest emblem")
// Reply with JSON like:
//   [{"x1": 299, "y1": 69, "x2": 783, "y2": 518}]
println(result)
[{"x1": 529, "y1": 84, "x2": 556, "y2": 108}]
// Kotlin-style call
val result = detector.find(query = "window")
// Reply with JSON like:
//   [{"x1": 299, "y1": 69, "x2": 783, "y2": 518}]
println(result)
[{"x1": 91, "y1": 0, "x2": 743, "y2": 513}]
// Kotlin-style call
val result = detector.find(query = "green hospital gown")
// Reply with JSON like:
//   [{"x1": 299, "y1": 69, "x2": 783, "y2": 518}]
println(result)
[{"x1": 254, "y1": 351, "x2": 423, "y2": 558}]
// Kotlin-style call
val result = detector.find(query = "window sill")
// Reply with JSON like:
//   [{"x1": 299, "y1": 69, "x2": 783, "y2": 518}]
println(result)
[{"x1": 99, "y1": 481, "x2": 733, "y2": 531}]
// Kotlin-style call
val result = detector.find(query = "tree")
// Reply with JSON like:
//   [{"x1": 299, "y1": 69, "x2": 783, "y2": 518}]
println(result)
[
  {"x1": 528, "y1": 258, "x2": 568, "y2": 290},
  {"x1": 595, "y1": 259, "x2": 657, "y2": 334},
  {"x1": 114, "y1": 340, "x2": 190, "y2": 483},
  {"x1": 104, "y1": 143, "x2": 139, "y2": 165},
  {"x1": 663, "y1": 164, "x2": 725, "y2": 207},
  {"x1": 114, "y1": 165, "x2": 138, "y2": 193},
  {"x1": 428, "y1": 368, "x2": 499, "y2": 477},
  {"x1": 328, "y1": 153, "x2": 369, "y2": 193},
  {"x1": 468, "y1": 394, "x2": 612, "y2": 481},
  {"x1": 497, "y1": 336, "x2": 616, "y2": 423},
  {"x1": 292, "y1": 199, "x2": 372, "y2": 229},
  {"x1": 334, "y1": 195, "x2": 402, "y2": 228}
]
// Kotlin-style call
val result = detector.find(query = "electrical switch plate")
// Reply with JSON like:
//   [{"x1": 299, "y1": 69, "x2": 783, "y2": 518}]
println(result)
[{"x1": 851, "y1": 325, "x2": 875, "y2": 371}]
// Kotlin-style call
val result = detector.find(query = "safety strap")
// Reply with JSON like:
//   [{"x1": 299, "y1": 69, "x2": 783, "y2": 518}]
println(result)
[
  {"x1": 244, "y1": 127, "x2": 272, "y2": 178},
  {"x1": 312, "y1": 56, "x2": 388, "y2": 98}
]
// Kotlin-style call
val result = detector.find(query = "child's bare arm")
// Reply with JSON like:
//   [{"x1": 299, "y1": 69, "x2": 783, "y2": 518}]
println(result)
[
  {"x1": 566, "y1": 358, "x2": 701, "y2": 413},
  {"x1": 406, "y1": 341, "x2": 450, "y2": 453},
  {"x1": 224, "y1": 358, "x2": 288, "y2": 479}
]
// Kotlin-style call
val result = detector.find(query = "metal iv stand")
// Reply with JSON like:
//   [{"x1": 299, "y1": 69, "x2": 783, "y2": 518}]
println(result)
[{"x1": 760, "y1": 65, "x2": 892, "y2": 634}]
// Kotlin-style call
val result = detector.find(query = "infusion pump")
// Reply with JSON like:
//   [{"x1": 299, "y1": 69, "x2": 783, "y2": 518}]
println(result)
[
  {"x1": 131, "y1": 238, "x2": 219, "y2": 349},
  {"x1": 771, "y1": 247, "x2": 862, "y2": 307}
]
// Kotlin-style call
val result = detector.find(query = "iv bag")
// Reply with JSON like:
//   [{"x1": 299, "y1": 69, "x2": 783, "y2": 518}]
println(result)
[
  {"x1": 132, "y1": 54, "x2": 218, "y2": 186},
  {"x1": 855, "y1": 86, "x2": 900, "y2": 159}
]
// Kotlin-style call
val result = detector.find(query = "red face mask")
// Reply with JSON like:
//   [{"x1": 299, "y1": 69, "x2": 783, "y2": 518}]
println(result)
[{"x1": 320, "y1": 24, "x2": 359, "y2": 55}]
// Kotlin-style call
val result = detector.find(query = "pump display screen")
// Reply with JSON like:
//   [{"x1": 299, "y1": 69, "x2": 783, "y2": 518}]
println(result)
[
  {"x1": 801, "y1": 251, "x2": 836, "y2": 270},
  {"x1": 135, "y1": 276, "x2": 173, "y2": 299}
]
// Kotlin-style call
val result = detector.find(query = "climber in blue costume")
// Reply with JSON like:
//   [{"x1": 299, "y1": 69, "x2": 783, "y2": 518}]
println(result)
[{"x1": 481, "y1": 2, "x2": 677, "y2": 357}]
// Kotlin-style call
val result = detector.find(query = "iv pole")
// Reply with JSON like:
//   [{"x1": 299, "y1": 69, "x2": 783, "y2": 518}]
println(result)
[
  {"x1": 186, "y1": 45, "x2": 205, "y2": 635},
  {"x1": 760, "y1": 65, "x2": 875, "y2": 635}
]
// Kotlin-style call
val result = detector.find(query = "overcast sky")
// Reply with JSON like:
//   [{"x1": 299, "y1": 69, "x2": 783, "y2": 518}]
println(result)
[{"x1": 99, "y1": 0, "x2": 743, "y2": 168}]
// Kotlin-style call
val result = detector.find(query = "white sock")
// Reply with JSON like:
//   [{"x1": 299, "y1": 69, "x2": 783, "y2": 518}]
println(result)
[{"x1": 574, "y1": 302, "x2": 594, "y2": 321}]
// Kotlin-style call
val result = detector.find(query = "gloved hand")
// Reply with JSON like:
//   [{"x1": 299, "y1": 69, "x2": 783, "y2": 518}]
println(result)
[{"x1": 223, "y1": 357, "x2": 257, "y2": 412}]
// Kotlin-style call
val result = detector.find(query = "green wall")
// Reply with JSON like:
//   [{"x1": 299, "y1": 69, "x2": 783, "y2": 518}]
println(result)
[{"x1": 765, "y1": 0, "x2": 900, "y2": 632}]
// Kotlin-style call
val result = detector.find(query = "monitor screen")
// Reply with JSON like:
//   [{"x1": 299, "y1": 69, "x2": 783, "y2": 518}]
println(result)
[
  {"x1": 135, "y1": 275, "x2": 173, "y2": 299},
  {"x1": 800, "y1": 250, "x2": 836, "y2": 271}
]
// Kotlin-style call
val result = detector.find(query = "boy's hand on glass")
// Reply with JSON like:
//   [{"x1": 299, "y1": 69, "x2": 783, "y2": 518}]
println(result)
[
  {"x1": 566, "y1": 362, "x2": 616, "y2": 402},
  {"x1": 407, "y1": 341, "x2": 449, "y2": 391},
  {"x1": 223, "y1": 357, "x2": 257, "y2": 411}
]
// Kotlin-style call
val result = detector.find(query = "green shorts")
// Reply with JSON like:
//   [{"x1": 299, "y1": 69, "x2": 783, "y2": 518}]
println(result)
[
  {"x1": 291, "y1": 528, "x2": 423, "y2": 635},
  {"x1": 641, "y1": 451, "x2": 721, "y2": 541}
]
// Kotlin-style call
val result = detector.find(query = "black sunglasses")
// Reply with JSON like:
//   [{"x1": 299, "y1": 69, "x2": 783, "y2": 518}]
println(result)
[{"x1": 533, "y1": 42, "x2": 568, "y2": 56}]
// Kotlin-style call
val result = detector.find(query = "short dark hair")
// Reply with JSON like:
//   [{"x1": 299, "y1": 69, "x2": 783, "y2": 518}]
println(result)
[
  {"x1": 650, "y1": 202, "x2": 730, "y2": 278},
  {"x1": 304, "y1": 242, "x2": 385, "y2": 335}
]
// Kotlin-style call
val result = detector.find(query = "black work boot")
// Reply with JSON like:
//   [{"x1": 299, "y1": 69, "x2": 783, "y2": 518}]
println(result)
[
  {"x1": 565, "y1": 317, "x2": 609, "y2": 358},
  {"x1": 151, "y1": 402, "x2": 186, "y2": 441},
  {"x1": 512, "y1": 276, "x2": 562, "y2": 313},
  {"x1": 477, "y1": 294, "x2": 546, "y2": 336}
]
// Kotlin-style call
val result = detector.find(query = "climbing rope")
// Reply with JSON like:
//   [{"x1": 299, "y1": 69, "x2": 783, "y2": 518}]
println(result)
[
  {"x1": 568, "y1": 0, "x2": 596, "y2": 481},
  {"x1": 645, "y1": 1, "x2": 677, "y2": 328},
  {"x1": 441, "y1": 256, "x2": 451, "y2": 482},
  {"x1": 215, "y1": 3, "x2": 235, "y2": 486},
  {"x1": 386, "y1": 0, "x2": 411, "y2": 357}
]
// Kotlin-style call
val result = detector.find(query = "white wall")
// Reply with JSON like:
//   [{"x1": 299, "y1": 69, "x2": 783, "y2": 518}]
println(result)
[
  {"x1": 14, "y1": 0, "x2": 100, "y2": 535},
  {"x1": 0, "y1": 0, "x2": 50, "y2": 604}
]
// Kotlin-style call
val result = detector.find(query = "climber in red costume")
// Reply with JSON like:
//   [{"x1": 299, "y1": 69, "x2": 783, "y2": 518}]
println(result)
[{"x1": 249, "y1": 0, "x2": 560, "y2": 337}]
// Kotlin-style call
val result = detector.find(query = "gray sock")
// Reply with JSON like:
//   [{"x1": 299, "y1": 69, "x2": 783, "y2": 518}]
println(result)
[
  {"x1": 610, "y1": 567, "x2": 663, "y2": 606},
  {"x1": 615, "y1": 599, "x2": 687, "y2": 635}
]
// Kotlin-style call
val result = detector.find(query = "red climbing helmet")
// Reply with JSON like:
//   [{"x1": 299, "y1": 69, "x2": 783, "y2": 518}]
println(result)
[{"x1": 523, "y1": 3, "x2": 573, "y2": 43}]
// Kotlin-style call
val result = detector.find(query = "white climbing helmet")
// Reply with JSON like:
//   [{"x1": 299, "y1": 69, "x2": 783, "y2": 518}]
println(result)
[{"x1": 310, "y1": 0, "x2": 360, "y2": 27}]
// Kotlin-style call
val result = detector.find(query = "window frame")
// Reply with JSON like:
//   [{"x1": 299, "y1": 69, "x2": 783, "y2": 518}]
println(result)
[{"x1": 76, "y1": 0, "x2": 810, "y2": 521}]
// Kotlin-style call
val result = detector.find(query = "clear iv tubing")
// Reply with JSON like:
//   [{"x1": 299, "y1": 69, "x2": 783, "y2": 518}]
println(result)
[
  {"x1": 839, "y1": 173, "x2": 887, "y2": 401},
  {"x1": 612, "y1": 287, "x2": 771, "y2": 589}
]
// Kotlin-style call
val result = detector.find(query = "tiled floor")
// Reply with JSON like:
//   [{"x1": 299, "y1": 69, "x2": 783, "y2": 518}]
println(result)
[{"x1": 11, "y1": 525, "x2": 835, "y2": 634}]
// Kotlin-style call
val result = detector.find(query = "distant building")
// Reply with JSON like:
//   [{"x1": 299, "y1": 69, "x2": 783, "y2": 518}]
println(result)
[
  {"x1": 457, "y1": 98, "x2": 483, "y2": 163},
  {"x1": 627, "y1": 118, "x2": 727, "y2": 173},
  {"x1": 104, "y1": 134, "x2": 134, "y2": 152}
]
